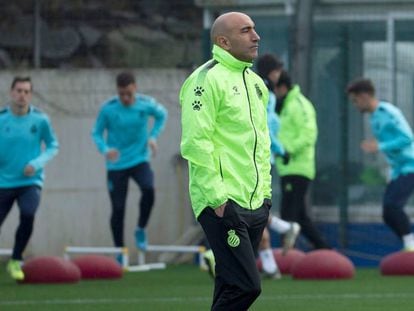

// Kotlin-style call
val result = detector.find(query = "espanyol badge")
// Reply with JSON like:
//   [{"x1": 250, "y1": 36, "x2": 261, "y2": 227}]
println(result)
[{"x1": 227, "y1": 229, "x2": 240, "y2": 248}]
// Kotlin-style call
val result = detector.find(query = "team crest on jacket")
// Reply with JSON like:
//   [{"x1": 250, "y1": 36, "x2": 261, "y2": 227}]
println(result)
[
  {"x1": 30, "y1": 124, "x2": 38, "y2": 134},
  {"x1": 255, "y1": 84, "x2": 263, "y2": 99}
]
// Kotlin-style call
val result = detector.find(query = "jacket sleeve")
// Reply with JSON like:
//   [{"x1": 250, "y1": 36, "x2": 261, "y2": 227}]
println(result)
[
  {"x1": 91, "y1": 107, "x2": 110, "y2": 154},
  {"x1": 267, "y1": 94, "x2": 285, "y2": 156},
  {"x1": 180, "y1": 74, "x2": 227, "y2": 209},
  {"x1": 378, "y1": 114, "x2": 413, "y2": 152},
  {"x1": 147, "y1": 98, "x2": 168, "y2": 140},
  {"x1": 280, "y1": 97, "x2": 317, "y2": 155},
  {"x1": 29, "y1": 116, "x2": 59, "y2": 171}
]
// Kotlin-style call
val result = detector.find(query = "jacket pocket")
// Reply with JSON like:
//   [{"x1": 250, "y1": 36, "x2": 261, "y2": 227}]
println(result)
[{"x1": 222, "y1": 200, "x2": 242, "y2": 228}]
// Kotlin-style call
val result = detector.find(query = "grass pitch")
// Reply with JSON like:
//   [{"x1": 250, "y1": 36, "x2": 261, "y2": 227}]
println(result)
[{"x1": 0, "y1": 264, "x2": 413, "y2": 310}]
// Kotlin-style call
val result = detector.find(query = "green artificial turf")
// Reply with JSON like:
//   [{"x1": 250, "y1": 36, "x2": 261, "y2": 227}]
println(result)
[{"x1": 0, "y1": 264, "x2": 413, "y2": 311}]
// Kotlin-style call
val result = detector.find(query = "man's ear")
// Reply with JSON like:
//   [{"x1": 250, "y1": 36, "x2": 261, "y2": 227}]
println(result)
[{"x1": 216, "y1": 36, "x2": 231, "y2": 51}]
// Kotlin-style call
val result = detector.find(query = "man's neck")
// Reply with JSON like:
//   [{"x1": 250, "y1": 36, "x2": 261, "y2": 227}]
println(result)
[{"x1": 10, "y1": 104, "x2": 30, "y2": 116}]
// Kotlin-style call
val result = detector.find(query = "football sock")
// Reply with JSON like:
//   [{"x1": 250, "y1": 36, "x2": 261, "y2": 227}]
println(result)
[
  {"x1": 259, "y1": 248, "x2": 277, "y2": 274},
  {"x1": 403, "y1": 233, "x2": 414, "y2": 250},
  {"x1": 269, "y1": 215, "x2": 291, "y2": 234}
]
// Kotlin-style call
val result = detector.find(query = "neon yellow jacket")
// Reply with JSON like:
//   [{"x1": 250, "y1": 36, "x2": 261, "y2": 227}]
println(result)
[
  {"x1": 180, "y1": 45, "x2": 272, "y2": 218},
  {"x1": 275, "y1": 85, "x2": 317, "y2": 179}
]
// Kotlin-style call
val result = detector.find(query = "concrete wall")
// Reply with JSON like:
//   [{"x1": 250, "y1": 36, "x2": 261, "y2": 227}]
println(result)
[{"x1": 0, "y1": 69, "x2": 195, "y2": 261}]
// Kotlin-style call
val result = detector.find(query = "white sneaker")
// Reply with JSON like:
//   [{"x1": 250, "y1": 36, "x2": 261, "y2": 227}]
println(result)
[
  {"x1": 282, "y1": 222, "x2": 301, "y2": 255},
  {"x1": 263, "y1": 269, "x2": 282, "y2": 280},
  {"x1": 203, "y1": 249, "x2": 216, "y2": 279}
]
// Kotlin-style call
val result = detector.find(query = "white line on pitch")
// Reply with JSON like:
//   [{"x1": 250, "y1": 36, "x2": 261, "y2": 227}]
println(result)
[{"x1": 1, "y1": 292, "x2": 414, "y2": 306}]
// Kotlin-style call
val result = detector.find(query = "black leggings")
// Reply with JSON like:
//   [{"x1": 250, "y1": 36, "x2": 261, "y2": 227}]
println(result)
[
  {"x1": 280, "y1": 175, "x2": 329, "y2": 249},
  {"x1": 107, "y1": 162, "x2": 155, "y2": 247}
]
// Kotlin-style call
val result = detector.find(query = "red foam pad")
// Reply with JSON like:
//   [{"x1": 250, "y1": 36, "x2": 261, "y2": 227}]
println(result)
[
  {"x1": 257, "y1": 248, "x2": 306, "y2": 274},
  {"x1": 274, "y1": 248, "x2": 306, "y2": 274},
  {"x1": 21, "y1": 256, "x2": 81, "y2": 284},
  {"x1": 291, "y1": 250, "x2": 355, "y2": 279},
  {"x1": 380, "y1": 251, "x2": 414, "y2": 275},
  {"x1": 72, "y1": 255, "x2": 123, "y2": 279}
]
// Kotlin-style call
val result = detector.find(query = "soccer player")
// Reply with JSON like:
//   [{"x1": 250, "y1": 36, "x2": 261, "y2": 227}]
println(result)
[
  {"x1": 0, "y1": 76, "x2": 59, "y2": 280},
  {"x1": 347, "y1": 78, "x2": 414, "y2": 251},
  {"x1": 180, "y1": 12, "x2": 271, "y2": 310},
  {"x1": 91, "y1": 72, "x2": 167, "y2": 253},
  {"x1": 274, "y1": 70, "x2": 330, "y2": 249}
]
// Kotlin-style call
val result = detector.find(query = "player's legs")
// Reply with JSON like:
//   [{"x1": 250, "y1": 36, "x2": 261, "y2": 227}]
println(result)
[
  {"x1": 130, "y1": 162, "x2": 154, "y2": 250},
  {"x1": 14, "y1": 186, "x2": 41, "y2": 260},
  {"x1": 198, "y1": 201, "x2": 268, "y2": 311},
  {"x1": 130, "y1": 162, "x2": 155, "y2": 229},
  {"x1": 280, "y1": 176, "x2": 300, "y2": 221},
  {"x1": 0, "y1": 188, "x2": 17, "y2": 228},
  {"x1": 281, "y1": 176, "x2": 329, "y2": 249},
  {"x1": 258, "y1": 227, "x2": 280, "y2": 278},
  {"x1": 107, "y1": 169, "x2": 129, "y2": 247},
  {"x1": 382, "y1": 173, "x2": 414, "y2": 249}
]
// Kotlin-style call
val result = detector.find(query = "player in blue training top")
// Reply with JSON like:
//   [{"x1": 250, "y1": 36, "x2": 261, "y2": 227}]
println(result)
[
  {"x1": 347, "y1": 78, "x2": 414, "y2": 251},
  {"x1": 0, "y1": 76, "x2": 59, "y2": 280},
  {"x1": 92, "y1": 71, "x2": 167, "y2": 255}
]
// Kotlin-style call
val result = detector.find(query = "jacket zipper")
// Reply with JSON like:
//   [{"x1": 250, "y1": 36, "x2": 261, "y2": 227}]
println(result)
[
  {"x1": 242, "y1": 67, "x2": 259, "y2": 210},
  {"x1": 219, "y1": 156, "x2": 223, "y2": 180}
]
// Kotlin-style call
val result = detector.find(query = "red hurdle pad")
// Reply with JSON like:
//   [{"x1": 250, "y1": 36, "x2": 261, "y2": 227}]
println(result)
[
  {"x1": 380, "y1": 251, "x2": 414, "y2": 276},
  {"x1": 72, "y1": 255, "x2": 123, "y2": 280},
  {"x1": 274, "y1": 248, "x2": 307, "y2": 274},
  {"x1": 291, "y1": 249, "x2": 355, "y2": 280},
  {"x1": 21, "y1": 256, "x2": 81, "y2": 284},
  {"x1": 257, "y1": 248, "x2": 306, "y2": 274}
]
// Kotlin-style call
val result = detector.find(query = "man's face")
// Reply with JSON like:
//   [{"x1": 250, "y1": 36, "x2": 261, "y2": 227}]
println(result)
[
  {"x1": 225, "y1": 15, "x2": 260, "y2": 62},
  {"x1": 275, "y1": 84, "x2": 288, "y2": 99},
  {"x1": 117, "y1": 83, "x2": 137, "y2": 106},
  {"x1": 268, "y1": 69, "x2": 282, "y2": 85},
  {"x1": 10, "y1": 81, "x2": 32, "y2": 109},
  {"x1": 349, "y1": 92, "x2": 370, "y2": 113}
]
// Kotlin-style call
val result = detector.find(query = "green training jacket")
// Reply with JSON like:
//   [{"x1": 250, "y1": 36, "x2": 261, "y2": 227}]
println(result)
[
  {"x1": 180, "y1": 45, "x2": 272, "y2": 218},
  {"x1": 275, "y1": 85, "x2": 317, "y2": 179}
]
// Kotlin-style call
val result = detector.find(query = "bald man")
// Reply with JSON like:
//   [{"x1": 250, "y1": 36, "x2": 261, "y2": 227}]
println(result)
[{"x1": 180, "y1": 12, "x2": 271, "y2": 310}]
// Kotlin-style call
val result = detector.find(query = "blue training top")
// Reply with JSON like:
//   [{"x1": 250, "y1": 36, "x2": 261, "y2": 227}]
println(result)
[
  {"x1": 91, "y1": 93, "x2": 168, "y2": 171},
  {"x1": 370, "y1": 101, "x2": 414, "y2": 179},
  {"x1": 0, "y1": 106, "x2": 59, "y2": 188},
  {"x1": 267, "y1": 91, "x2": 285, "y2": 164}
]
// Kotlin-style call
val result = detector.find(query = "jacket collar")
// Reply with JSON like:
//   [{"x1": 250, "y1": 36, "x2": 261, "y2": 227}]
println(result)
[
  {"x1": 212, "y1": 45, "x2": 253, "y2": 71},
  {"x1": 277, "y1": 85, "x2": 300, "y2": 114},
  {"x1": 285, "y1": 85, "x2": 301, "y2": 102}
]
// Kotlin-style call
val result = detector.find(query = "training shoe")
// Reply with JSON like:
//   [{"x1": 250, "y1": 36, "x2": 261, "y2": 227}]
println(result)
[
  {"x1": 282, "y1": 222, "x2": 301, "y2": 255},
  {"x1": 135, "y1": 228, "x2": 148, "y2": 251},
  {"x1": 116, "y1": 254, "x2": 123, "y2": 266},
  {"x1": 262, "y1": 270, "x2": 282, "y2": 280},
  {"x1": 203, "y1": 249, "x2": 216, "y2": 279},
  {"x1": 7, "y1": 260, "x2": 24, "y2": 281}
]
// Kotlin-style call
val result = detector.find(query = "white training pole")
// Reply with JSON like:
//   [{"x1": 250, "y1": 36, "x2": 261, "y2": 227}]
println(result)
[
  {"x1": 146, "y1": 245, "x2": 205, "y2": 253},
  {"x1": 131, "y1": 244, "x2": 206, "y2": 271},
  {"x1": 0, "y1": 249, "x2": 12, "y2": 256}
]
